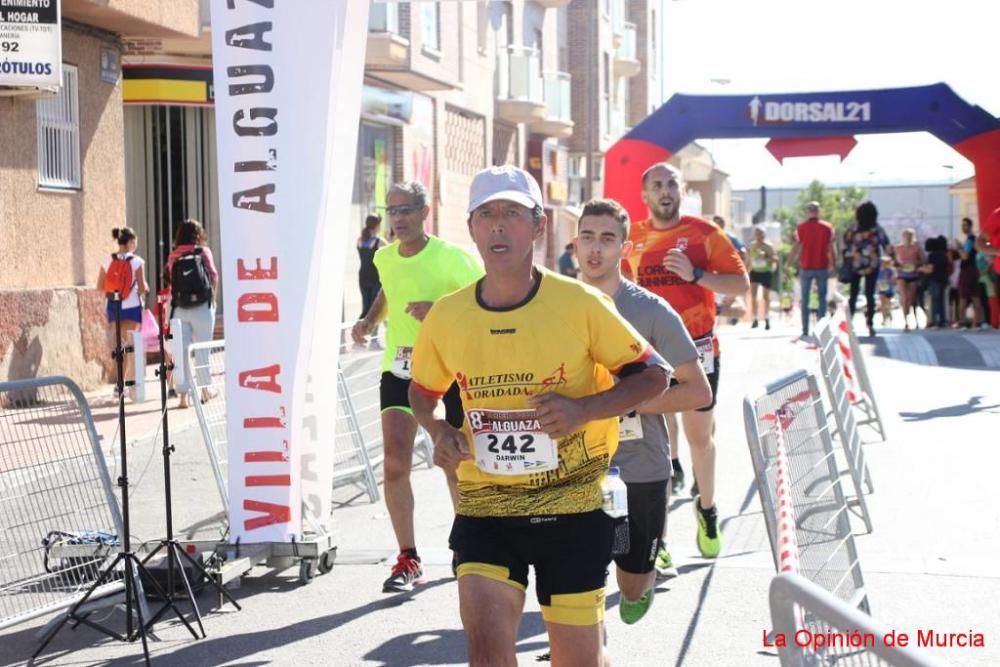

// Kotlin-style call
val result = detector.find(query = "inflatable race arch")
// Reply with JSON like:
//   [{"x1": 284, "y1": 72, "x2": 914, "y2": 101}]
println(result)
[{"x1": 605, "y1": 83, "x2": 1000, "y2": 226}]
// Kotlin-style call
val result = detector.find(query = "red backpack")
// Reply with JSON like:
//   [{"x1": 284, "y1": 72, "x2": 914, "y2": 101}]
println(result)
[{"x1": 103, "y1": 254, "x2": 134, "y2": 299}]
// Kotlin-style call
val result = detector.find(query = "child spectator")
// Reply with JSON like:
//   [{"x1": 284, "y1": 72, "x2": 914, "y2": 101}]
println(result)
[
  {"x1": 946, "y1": 242, "x2": 961, "y2": 325},
  {"x1": 877, "y1": 256, "x2": 896, "y2": 326}
]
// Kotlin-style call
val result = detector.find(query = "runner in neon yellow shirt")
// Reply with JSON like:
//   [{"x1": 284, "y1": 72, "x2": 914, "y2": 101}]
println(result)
[{"x1": 352, "y1": 180, "x2": 483, "y2": 593}]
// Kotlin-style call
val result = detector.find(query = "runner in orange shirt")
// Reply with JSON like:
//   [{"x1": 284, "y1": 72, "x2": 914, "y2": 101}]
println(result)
[{"x1": 624, "y1": 163, "x2": 748, "y2": 560}]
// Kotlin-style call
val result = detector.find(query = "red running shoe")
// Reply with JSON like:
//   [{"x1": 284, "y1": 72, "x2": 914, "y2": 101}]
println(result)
[{"x1": 382, "y1": 552, "x2": 425, "y2": 593}]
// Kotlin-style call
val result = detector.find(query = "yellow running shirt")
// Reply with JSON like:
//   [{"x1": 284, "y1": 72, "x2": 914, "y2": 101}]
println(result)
[
  {"x1": 373, "y1": 236, "x2": 484, "y2": 375},
  {"x1": 411, "y1": 269, "x2": 665, "y2": 517}
]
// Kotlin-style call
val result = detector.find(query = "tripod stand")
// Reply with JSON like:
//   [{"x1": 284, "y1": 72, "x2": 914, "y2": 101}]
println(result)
[
  {"x1": 33, "y1": 294, "x2": 193, "y2": 666},
  {"x1": 139, "y1": 264, "x2": 241, "y2": 633}
]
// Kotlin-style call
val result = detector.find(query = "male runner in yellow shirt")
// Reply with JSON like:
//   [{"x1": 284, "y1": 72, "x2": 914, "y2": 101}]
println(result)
[{"x1": 410, "y1": 166, "x2": 670, "y2": 666}]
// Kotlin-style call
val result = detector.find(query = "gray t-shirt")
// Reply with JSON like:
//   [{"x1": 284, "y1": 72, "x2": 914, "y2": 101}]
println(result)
[{"x1": 611, "y1": 279, "x2": 699, "y2": 483}]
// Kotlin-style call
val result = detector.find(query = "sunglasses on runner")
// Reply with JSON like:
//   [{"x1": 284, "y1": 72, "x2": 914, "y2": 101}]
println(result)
[{"x1": 386, "y1": 204, "x2": 421, "y2": 216}]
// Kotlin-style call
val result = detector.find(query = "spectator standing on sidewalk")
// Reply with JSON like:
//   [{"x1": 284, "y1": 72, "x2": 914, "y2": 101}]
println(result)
[
  {"x1": 956, "y1": 217, "x2": 985, "y2": 329},
  {"x1": 976, "y1": 207, "x2": 1000, "y2": 329},
  {"x1": 921, "y1": 236, "x2": 951, "y2": 328},
  {"x1": 558, "y1": 242, "x2": 579, "y2": 277},
  {"x1": 357, "y1": 214, "x2": 387, "y2": 319},
  {"x1": 713, "y1": 216, "x2": 750, "y2": 268},
  {"x1": 843, "y1": 201, "x2": 890, "y2": 336},
  {"x1": 790, "y1": 202, "x2": 836, "y2": 339},
  {"x1": 975, "y1": 250, "x2": 997, "y2": 329},
  {"x1": 947, "y1": 241, "x2": 962, "y2": 325},
  {"x1": 894, "y1": 228, "x2": 925, "y2": 331}
]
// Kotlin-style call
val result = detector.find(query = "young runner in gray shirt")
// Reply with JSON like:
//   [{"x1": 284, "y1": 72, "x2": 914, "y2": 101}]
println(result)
[{"x1": 576, "y1": 198, "x2": 712, "y2": 625}]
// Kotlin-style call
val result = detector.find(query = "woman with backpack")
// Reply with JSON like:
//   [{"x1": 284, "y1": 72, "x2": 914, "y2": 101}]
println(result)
[
  {"x1": 166, "y1": 219, "x2": 219, "y2": 408},
  {"x1": 96, "y1": 227, "x2": 149, "y2": 399}
]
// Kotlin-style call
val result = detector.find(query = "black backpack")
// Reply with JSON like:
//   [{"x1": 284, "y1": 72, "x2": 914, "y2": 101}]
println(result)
[{"x1": 171, "y1": 247, "x2": 213, "y2": 308}]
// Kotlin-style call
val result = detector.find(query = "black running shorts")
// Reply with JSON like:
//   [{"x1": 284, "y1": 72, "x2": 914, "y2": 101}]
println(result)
[
  {"x1": 450, "y1": 510, "x2": 614, "y2": 626},
  {"x1": 670, "y1": 356, "x2": 720, "y2": 412},
  {"x1": 613, "y1": 480, "x2": 668, "y2": 575},
  {"x1": 379, "y1": 372, "x2": 465, "y2": 428},
  {"x1": 749, "y1": 270, "x2": 773, "y2": 287}
]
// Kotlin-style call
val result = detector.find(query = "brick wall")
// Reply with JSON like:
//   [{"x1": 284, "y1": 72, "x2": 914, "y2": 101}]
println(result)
[
  {"x1": 628, "y1": 0, "x2": 651, "y2": 126},
  {"x1": 493, "y1": 121, "x2": 519, "y2": 166},
  {"x1": 440, "y1": 105, "x2": 486, "y2": 247},
  {"x1": 568, "y1": 0, "x2": 597, "y2": 154}
]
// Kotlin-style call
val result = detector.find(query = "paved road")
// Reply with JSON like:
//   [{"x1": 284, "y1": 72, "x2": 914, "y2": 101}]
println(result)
[{"x1": 2, "y1": 322, "x2": 998, "y2": 666}]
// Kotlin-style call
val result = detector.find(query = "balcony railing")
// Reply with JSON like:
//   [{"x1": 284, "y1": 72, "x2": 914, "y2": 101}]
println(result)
[
  {"x1": 533, "y1": 71, "x2": 573, "y2": 137},
  {"x1": 610, "y1": 0, "x2": 625, "y2": 44},
  {"x1": 497, "y1": 46, "x2": 543, "y2": 104},
  {"x1": 614, "y1": 23, "x2": 640, "y2": 78},
  {"x1": 543, "y1": 72, "x2": 571, "y2": 121},
  {"x1": 618, "y1": 22, "x2": 637, "y2": 61},
  {"x1": 369, "y1": 2, "x2": 399, "y2": 33}
]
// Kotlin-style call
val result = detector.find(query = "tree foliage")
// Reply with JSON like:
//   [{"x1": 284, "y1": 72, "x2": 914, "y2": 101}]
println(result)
[{"x1": 772, "y1": 180, "x2": 867, "y2": 244}]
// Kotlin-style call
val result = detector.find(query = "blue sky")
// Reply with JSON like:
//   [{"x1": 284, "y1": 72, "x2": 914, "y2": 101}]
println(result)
[{"x1": 661, "y1": 0, "x2": 999, "y2": 189}]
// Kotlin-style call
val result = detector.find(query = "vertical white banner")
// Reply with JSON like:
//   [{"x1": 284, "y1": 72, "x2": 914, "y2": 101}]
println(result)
[
  {"x1": 210, "y1": 0, "x2": 368, "y2": 543},
  {"x1": 299, "y1": 1, "x2": 369, "y2": 534}
]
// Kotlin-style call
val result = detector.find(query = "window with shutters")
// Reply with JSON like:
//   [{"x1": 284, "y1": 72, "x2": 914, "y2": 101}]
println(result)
[{"x1": 36, "y1": 64, "x2": 81, "y2": 190}]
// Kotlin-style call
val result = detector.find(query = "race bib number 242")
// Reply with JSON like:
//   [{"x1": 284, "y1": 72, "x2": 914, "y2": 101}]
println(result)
[{"x1": 467, "y1": 409, "x2": 557, "y2": 476}]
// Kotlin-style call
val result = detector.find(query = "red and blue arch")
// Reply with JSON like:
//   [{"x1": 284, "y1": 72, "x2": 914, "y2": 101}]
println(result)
[{"x1": 605, "y1": 83, "x2": 1000, "y2": 226}]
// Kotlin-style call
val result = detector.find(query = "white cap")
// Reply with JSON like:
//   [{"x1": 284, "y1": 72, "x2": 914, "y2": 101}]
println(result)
[{"x1": 467, "y1": 165, "x2": 544, "y2": 213}]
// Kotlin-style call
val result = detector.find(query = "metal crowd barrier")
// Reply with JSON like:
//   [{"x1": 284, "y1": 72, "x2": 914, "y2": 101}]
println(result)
[
  {"x1": 187, "y1": 332, "x2": 434, "y2": 512},
  {"x1": 816, "y1": 317, "x2": 875, "y2": 533},
  {"x1": 333, "y1": 337, "x2": 436, "y2": 494},
  {"x1": 187, "y1": 339, "x2": 230, "y2": 514},
  {"x1": 743, "y1": 369, "x2": 869, "y2": 613},
  {"x1": 334, "y1": 363, "x2": 382, "y2": 503},
  {"x1": 830, "y1": 297, "x2": 887, "y2": 441},
  {"x1": 0, "y1": 377, "x2": 132, "y2": 630},
  {"x1": 770, "y1": 573, "x2": 943, "y2": 667}
]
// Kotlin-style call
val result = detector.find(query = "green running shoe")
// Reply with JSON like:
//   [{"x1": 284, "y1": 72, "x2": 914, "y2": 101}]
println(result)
[
  {"x1": 654, "y1": 546, "x2": 678, "y2": 580},
  {"x1": 693, "y1": 495, "x2": 721, "y2": 558},
  {"x1": 619, "y1": 586, "x2": 655, "y2": 625}
]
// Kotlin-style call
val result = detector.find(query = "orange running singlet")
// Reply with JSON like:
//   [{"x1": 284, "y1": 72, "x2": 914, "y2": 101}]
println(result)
[{"x1": 624, "y1": 215, "x2": 745, "y2": 355}]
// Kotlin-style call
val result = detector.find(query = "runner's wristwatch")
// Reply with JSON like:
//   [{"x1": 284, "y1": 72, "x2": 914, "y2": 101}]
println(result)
[{"x1": 690, "y1": 267, "x2": 704, "y2": 284}]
